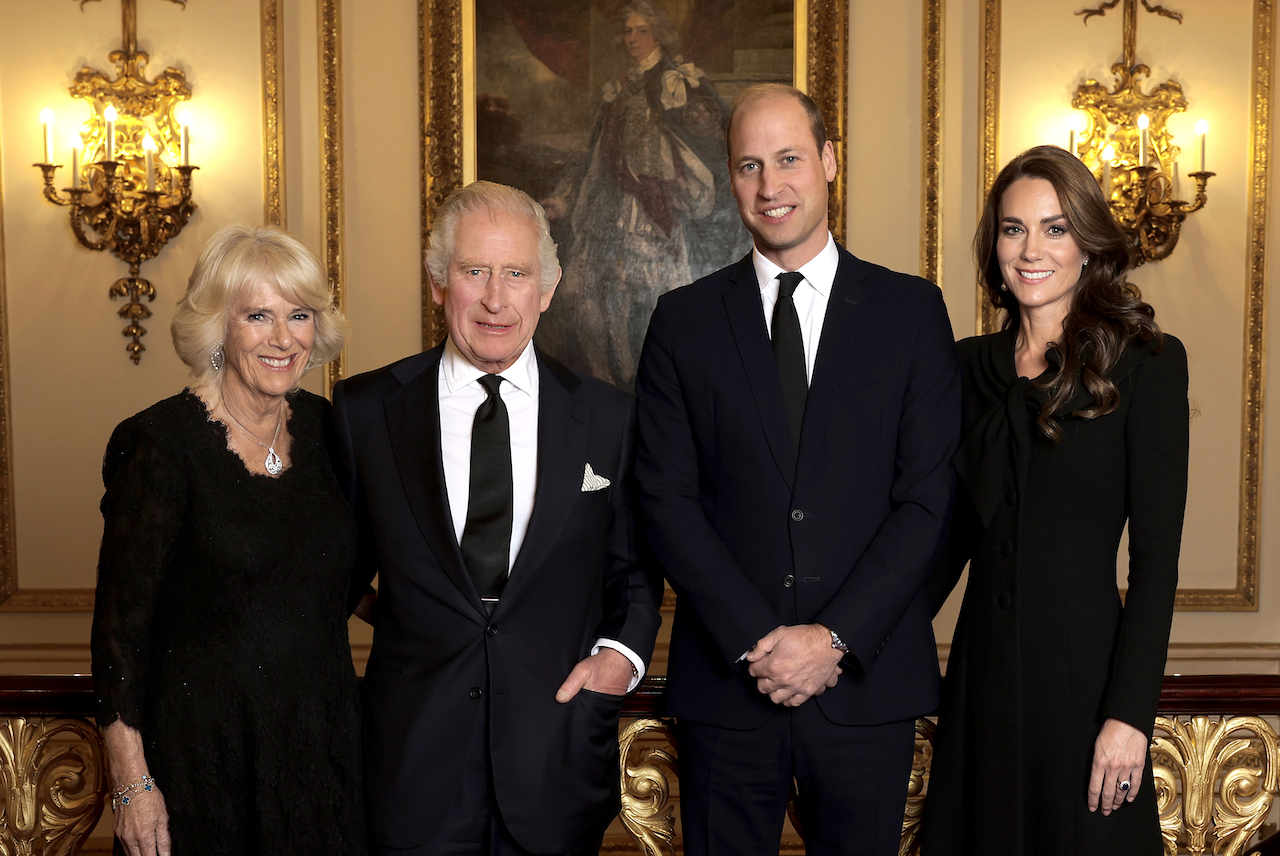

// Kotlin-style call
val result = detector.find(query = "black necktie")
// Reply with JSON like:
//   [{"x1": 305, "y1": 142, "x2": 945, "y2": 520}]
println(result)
[
  {"x1": 460, "y1": 374, "x2": 512, "y2": 608},
  {"x1": 772, "y1": 272, "x2": 808, "y2": 451}
]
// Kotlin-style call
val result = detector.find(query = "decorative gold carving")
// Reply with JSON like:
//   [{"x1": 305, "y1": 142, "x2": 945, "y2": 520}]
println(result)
[
  {"x1": 319, "y1": 0, "x2": 346, "y2": 395},
  {"x1": 419, "y1": 0, "x2": 850, "y2": 348},
  {"x1": 919, "y1": 0, "x2": 943, "y2": 287},
  {"x1": 35, "y1": 0, "x2": 197, "y2": 364},
  {"x1": 0, "y1": 716, "x2": 106, "y2": 856},
  {"x1": 1152, "y1": 715, "x2": 1280, "y2": 855},
  {"x1": 261, "y1": 0, "x2": 285, "y2": 227},
  {"x1": 1174, "y1": 0, "x2": 1270, "y2": 612},
  {"x1": 978, "y1": 0, "x2": 1002, "y2": 336},
  {"x1": 900, "y1": 718, "x2": 935, "y2": 856},
  {"x1": 618, "y1": 718, "x2": 677, "y2": 856},
  {"x1": 804, "y1": 0, "x2": 849, "y2": 247}
]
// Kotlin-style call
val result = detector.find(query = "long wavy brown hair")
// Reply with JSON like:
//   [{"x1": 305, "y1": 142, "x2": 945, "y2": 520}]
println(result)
[{"x1": 974, "y1": 145, "x2": 1162, "y2": 440}]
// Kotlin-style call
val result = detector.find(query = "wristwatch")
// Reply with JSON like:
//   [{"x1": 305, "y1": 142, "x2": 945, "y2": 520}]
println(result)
[{"x1": 829, "y1": 628, "x2": 849, "y2": 654}]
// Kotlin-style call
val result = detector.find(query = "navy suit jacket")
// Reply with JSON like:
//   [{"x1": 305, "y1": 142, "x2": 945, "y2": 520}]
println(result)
[
  {"x1": 331, "y1": 345, "x2": 662, "y2": 852},
  {"x1": 635, "y1": 247, "x2": 961, "y2": 729}
]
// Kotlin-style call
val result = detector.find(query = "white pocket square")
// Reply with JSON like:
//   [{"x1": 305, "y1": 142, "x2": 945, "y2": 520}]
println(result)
[{"x1": 581, "y1": 463, "x2": 611, "y2": 492}]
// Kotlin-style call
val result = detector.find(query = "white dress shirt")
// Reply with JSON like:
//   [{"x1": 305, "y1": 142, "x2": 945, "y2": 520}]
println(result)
[
  {"x1": 437, "y1": 338, "x2": 644, "y2": 689},
  {"x1": 752, "y1": 232, "x2": 840, "y2": 383}
]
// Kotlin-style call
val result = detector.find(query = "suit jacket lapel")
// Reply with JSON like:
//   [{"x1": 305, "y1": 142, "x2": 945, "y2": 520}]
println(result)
[
  {"x1": 723, "y1": 255, "x2": 797, "y2": 486},
  {"x1": 500, "y1": 351, "x2": 587, "y2": 610},
  {"x1": 803, "y1": 247, "x2": 874, "y2": 451},
  {"x1": 383, "y1": 348, "x2": 484, "y2": 615}
]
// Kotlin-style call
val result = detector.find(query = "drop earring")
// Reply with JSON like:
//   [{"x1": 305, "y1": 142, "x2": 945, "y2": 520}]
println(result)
[{"x1": 211, "y1": 343, "x2": 225, "y2": 371}]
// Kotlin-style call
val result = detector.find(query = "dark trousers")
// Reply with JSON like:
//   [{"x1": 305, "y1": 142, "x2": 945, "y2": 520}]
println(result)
[
  {"x1": 370, "y1": 697, "x2": 603, "y2": 856},
  {"x1": 675, "y1": 703, "x2": 916, "y2": 856}
]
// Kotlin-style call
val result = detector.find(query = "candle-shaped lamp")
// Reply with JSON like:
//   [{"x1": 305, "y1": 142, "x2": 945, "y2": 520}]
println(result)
[
  {"x1": 69, "y1": 133, "x2": 83, "y2": 189},
  {"x1": 178, "y1": 111, "x2": 191, "y2": 166},
  {"x1": 40, "y1": 109, "x2": 54, "y2": 163},
  {"x1": 1196, "y1": 119, "x2": 1209, "y2": 172},
  {"x1": 1101, "y1": 143, "x2": 1116, "y2": 196},
  {"x1": 143, "y1": 134, "x2": 157, "y2": 192},
  {"x1": 104, "y1": 105, "x2": 118, "y2": 162},
  {"x1": 1137, "y1": 114, "x2": 1149, "y2": 167}
]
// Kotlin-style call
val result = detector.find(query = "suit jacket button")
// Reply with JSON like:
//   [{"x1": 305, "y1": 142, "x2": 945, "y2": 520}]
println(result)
[
  {"x1": 998, "y1": 592, "x2": 1013, "y2": 610},
  {"x1": 486, "y1": 625, "x2": 498, "y2": 637},
  {"x1": 1005, "y1": 488, "x2": 1018, "y2": 506},
  {"x1": 1001, "y1": 539, "x2": 1015, "y2": 557},
  {"x1": 783, "y1": 574, "x2": 795, "y2": 588},
  {"x1": 790, "y1": 509, "x2": 804, "y2": 521},
  {"x1": 469, "y1": 687, "x2": 482, "y2": 699}
]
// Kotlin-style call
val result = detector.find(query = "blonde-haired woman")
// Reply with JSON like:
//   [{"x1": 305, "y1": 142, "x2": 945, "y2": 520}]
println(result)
[{"x1": 91, "y1": 225, "x2": 366, "y2": 856}]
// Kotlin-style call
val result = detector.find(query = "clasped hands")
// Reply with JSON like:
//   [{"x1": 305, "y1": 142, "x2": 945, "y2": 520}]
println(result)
[{"x1": 745, "y1": 623, "x2": 844, "y2": 707}]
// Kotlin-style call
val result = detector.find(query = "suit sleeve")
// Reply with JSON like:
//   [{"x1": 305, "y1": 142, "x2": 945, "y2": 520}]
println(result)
[
  {"x1": 593, "y1": 396, "x2": 664, "y2": 669},
  {"x1": 813, "y1": 286, "x2": 962, "y2": 672},
  {"x1": 635, "y1": 297, "x2": 783, "y2": 667},
  {"x1": 329, "y1": 380, "x2": 380, "y2": 614},
  {"x1": 1100, "y1": 337, "x2": 1188, "y2": 737}
]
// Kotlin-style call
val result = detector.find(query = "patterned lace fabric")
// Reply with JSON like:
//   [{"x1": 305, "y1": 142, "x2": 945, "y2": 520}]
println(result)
[{"x1": 91, "y1": 389, "x2": 367, "y2": 855}]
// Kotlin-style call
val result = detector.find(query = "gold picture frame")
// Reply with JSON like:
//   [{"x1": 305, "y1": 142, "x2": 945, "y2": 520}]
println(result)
[
  {"x1": 977, "y1": 0, "x2": 1272, "y2": 610},
  {"x1": 418, "y1": 0, "x2": 850, "y2": 352}
]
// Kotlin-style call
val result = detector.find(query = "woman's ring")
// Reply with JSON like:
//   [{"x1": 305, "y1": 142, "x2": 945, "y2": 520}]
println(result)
[{"x1": 1119, "y1": 780, "x2": 1132, "y2": 792}]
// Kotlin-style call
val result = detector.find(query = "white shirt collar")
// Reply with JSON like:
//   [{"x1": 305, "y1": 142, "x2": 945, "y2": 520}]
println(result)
[
  {"x1": 441, "y1": 337, "x2": 538, "y2": 397},
  {"x1": 634, "y1": 46, "x2": 664, "y2": 73},
  {"x1": 751, "y1": 233, "x2": 839, "y2": 296}
]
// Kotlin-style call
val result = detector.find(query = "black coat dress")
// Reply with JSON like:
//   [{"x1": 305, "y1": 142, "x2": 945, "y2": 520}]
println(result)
[
  {"x1": 922, "y1": 330, "x2": 1189, "y2": 855},
  {"x1": 91, "y1": 390, "x2": 366, "y2": 855}
]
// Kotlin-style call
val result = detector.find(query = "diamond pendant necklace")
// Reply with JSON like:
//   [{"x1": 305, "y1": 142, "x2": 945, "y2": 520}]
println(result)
[{"x1": 223, "y1": 400, "x2": 285, "y2": 475}]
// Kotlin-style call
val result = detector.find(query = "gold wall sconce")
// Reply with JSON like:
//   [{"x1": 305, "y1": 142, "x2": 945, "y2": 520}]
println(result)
[
  {"x1": 33, "y1": 0, "x2": 197, "y2": 363},
  {"x1": 1069, "y1": 0, "x2": 1212, "y2": 268}
]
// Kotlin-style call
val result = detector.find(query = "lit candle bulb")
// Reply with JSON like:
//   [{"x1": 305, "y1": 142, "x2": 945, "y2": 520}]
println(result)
[
  {"x1": 40, "y1": 108, "x2": 54, "y2": 163},
  {"x1": 143, "y1": 134, "x2": 157, "y2": 192},
  {"x1": 1196, "y1": 119, "x2": 1209, "y2": 171},
  {"x1": 69, "y1": 133, "x2": 83, "y2": 189},
  {"x1": 1137, "y1": 114, "x2": 1149, "y2": 167},
  {"x1": 178, "y1": 111, "x2": 191, "y2": 166},
  {"x1": 104, "y1": 105, "x2": 118, "y2": 162}
]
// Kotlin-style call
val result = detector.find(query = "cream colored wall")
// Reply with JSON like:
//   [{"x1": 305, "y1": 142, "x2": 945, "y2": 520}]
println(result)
[{"x1": 0, "y1": 1, "x2": 1275, "y2": 677}]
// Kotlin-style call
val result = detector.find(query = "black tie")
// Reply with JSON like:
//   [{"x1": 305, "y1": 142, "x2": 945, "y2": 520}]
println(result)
[
  {"x1": 772, "y1": 271, "x2": 808, "y2": 451},
  {"x1": 460, "y1": 374, "x2": 512, "y2": 609}
]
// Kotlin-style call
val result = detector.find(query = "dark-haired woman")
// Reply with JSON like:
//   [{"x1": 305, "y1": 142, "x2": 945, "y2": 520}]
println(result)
[{"x1": 922, "y1": 145, "x2": 1188, "y2": 855}]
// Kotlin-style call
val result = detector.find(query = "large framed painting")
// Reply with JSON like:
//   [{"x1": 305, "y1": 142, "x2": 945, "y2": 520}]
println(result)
[{"x1": 420, "y1": 0, "x2": 848, "y2": 389}]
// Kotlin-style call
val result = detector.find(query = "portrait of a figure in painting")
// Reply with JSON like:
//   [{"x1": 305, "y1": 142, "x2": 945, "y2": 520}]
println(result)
[{"x1": 476, "y1": 0, "x2": 794, "y2": 388}]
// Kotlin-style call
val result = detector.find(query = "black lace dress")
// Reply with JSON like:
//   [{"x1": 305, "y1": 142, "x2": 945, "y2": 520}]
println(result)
[{"x1": 91, "y1": 389, "x2": 367, "y2": 855}]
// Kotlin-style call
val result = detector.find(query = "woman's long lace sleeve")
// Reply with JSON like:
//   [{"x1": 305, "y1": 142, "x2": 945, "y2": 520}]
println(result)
[{"x1": 91, "y1": 417, "x2": 190, "y2": 730}]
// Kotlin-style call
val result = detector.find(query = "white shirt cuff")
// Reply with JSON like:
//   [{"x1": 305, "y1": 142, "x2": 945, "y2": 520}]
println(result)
[{"x1": 592, "y1": 638, "x2": 645, "y2": 693}]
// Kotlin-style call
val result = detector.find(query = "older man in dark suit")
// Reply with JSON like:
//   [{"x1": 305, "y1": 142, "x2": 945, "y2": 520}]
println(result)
[
  {"x1": 332, "y1": 181, "x2": 662, "y2": 856},
  {"x1": 634, "y1": 85, "x2": 961, "y2": 855}
]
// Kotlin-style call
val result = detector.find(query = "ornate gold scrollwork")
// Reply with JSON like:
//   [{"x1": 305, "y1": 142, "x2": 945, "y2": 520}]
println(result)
[
  {"x1": 899, "y1": 717, "x2": 936, "y2": 856},
  {"x1": 618, "y1": 718, "x2": 677, "y2": 856},
  {"x1": 0, "y1": 716, "x2": 106, "y2": 856},
  {"x1": 1151, "y1": 715, "x2": 1280, "y2": 856}
]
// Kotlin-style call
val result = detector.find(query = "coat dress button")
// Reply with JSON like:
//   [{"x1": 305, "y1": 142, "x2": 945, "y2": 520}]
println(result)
[
  {"x1": 783, "y1": 574, "x2": 795, "y2": 588},
  {"x1": 1001, "y1": 539, "x2": 1015, "y2": 557},
  {"x1": 486, "y1": 625, "x2": 498, "y2": 637},
  {"x1": 790, "y1": 509, "x2": 805, "y2": 521},
  {"x1": 469, "y1": 687, "x2": 482, "y2": 699},
  {"x1": 997, "y1": 592, "x2": 1013, "y2": 610}
]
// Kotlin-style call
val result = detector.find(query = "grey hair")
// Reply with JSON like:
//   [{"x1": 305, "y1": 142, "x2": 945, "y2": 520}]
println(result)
[
  {"x1": 424, "y1": 180, "x2": 560, "y2": 293},
  {"x1": 171, "y1": 224, "x2": 349, "y2": 387},
  {"x1": 619, "y1": 0, "x2": 680, "y2": 52}
]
